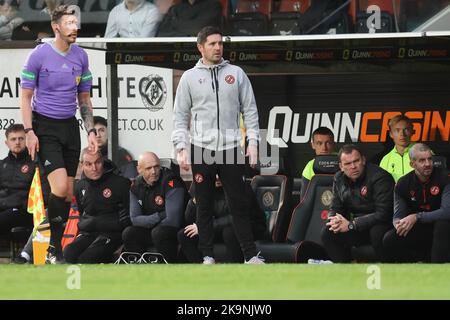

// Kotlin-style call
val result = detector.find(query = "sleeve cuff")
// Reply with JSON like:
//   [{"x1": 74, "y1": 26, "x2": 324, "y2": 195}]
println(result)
[{"x1": 175, "y1": 142, "x2": 186, "y2": 151}]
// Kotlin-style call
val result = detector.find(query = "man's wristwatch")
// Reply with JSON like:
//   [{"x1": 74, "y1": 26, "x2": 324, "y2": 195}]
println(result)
[
  {"x1": 24, "y1": 128, "x2": 34, "y2": 134},
  {"x1": 348, "y1": 221, "x2": 355, "y2": 231},
  {"x1": 88, "y1": 128, "x2": 97, "y2": 136}
]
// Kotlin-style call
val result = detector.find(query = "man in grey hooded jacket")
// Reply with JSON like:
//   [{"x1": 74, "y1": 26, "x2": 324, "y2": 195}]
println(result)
[{"x1": 171, "y1": 26, "x2": 264, "y2": 264}]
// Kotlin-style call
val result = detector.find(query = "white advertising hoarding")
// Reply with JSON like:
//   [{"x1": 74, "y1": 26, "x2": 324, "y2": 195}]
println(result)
[{"x1": 0, "y1": 48, "x2": 174, "y2": 159}]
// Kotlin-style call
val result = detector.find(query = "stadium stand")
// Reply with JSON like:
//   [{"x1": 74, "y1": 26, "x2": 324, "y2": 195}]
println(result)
[
  {"x1": 269, "y1": 0, "x2": 307, "y2": 35},
  {"x1": 355, "y1": 0, "x2": 400, "y2": 33},
  {"x1": 228, "y1": 0, "x2": 273, "y2": 36}
]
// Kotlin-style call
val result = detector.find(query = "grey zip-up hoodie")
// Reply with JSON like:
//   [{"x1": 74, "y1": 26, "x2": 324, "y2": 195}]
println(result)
[{"x1": 171, "y1": 58, "x2": 260, "y2": 151}]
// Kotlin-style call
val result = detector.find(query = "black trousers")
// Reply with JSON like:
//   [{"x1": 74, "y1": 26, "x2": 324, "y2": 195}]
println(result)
[
  {"x1": 321, "y1": 223, "x2": 392, "y2": 262},
  {"x1": 191, "y1": 146, "x2": 257, "y2": 260},
  {"x1": 122, "y1": 225, "x2": 179, "y2": 262},
  {"x1": 63, "y1": 232, "x2": 122, "y2": 264},
  {"x1": 0, "y1": 209, "x2": 33, "y2": 236},
  {"x1": 383, "y1": 221, "x2": 450, "y2": 263},
  {"x1": 177, "y1": 225, "x2": 244, "y2": 263}
]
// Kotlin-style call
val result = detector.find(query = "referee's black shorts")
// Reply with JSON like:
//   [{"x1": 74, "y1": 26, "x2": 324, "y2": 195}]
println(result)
[{"x1": 32, "y1": 112, "x2": 81, "y2": 177}]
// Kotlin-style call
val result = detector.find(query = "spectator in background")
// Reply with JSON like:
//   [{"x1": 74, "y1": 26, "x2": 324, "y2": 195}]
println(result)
[
  {"x1": 156, "y1": 0, "x2": 222, "y2": 37},
  {"x1": 383, "y1": 143, "x2": 450, "y2": 263},
  {"x1": 154, "y1": 0, "x2": 177, "y2": 15},
  {"x1": 321, "y1": 144, "x2": 394, "y2": 262},
  {"x1": 63, "y1": 148, "x2": 131, "y2": 264},
  {"x1": 0, "y1": 0, "x2": 23, "y2": 40},
  {"x1": 0, "y1": 124, "x2": 49, "y2": 237},
  {"x1": 301, "y1": 127, "x2": 336, "y2": 183},
  {"x1": 379, "y1": 115, "x2": 415, "y2": 182},
  {"x1": 12, "y1": 1, "x2": 81, "y2": 40},
  {"x1": 93, "y1": 116, "x2": 136, "y2": 178},
  {"x1": 122, "y1": 152, "x2": 188, "y2": 262},
  {"x1": 105, "y1": 0, "x2": 162, "y2": 38},
  {"x1": 76, "y1": 116, "x2": 137, "y2": 180}
]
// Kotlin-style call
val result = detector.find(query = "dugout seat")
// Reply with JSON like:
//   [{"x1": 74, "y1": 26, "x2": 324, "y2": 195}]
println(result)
[
  {"x1": 251, "y1": 175, "x2": 292, "y2": 242},
  {"x1": 291, "y1": 177, "x2": 304, "y2": 209},
  {"x1": 256, "y1": 156, "x2": 339, "y2": 262}
]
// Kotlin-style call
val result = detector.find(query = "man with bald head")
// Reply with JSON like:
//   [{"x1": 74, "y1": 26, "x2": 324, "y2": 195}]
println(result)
[{"x1": 122, "y1": 152, "x2": 188, "y2": 262}]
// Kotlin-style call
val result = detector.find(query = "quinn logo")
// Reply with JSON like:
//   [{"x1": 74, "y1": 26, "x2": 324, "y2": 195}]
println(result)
[
  {"x1": 139, "y1": 74, "x2": 167, "y2": 112},
  {"x1": 266, "y1": 107, "x2": 449, "y2": 147}
]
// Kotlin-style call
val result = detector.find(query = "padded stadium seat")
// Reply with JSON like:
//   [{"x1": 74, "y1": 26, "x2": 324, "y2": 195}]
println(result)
[
  {"x1": 228, "y1": 0, "x2": 273, "y2": 35},
  {"x1": 220, "y1": 0, "x2": 231, "y2": 30},
  {"x1": 292, "y1": 177, "x2": 304, "y2": 208},
  {"x1": 256, "y1": 157, "x2": 339, "y2": 262},
  {"x1": 355, "y1": 11, "x2": 394, "y2": 33},
  {"x1": 287, "y1": 175, "x2": 335, "y2": 245},
  {"x1": 300, "y1": 155, "x2": 339, "y2": 199},
  {"x1": 251, "y1": 175, "x2": 292, "y2": 242},
  {"x1": 358, "y1": 0, "x2": 400, "y2": 15},
  {"x1": 355, "y1": 0, "x2": 402, "y2": 33},
  {"x1": 269, "y1": 0, "x2": 309, "y2": 35}
]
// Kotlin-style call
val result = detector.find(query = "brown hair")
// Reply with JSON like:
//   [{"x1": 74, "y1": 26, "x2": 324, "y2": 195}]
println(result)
[{"x1": 51, "y1": 5, "x2": 76, "y2": 23}]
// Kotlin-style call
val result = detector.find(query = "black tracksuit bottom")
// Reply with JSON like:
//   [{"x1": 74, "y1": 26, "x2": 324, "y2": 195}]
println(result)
[
  {"x1": 122, "y1": 225, "x2": 179, "y2": 263},
  {"x1": 383, "y1": 221, "x2": 450, "y2": 263},
  {"x1": 321, "y1": 224, "x2": 392, "y2": 262},
  {"x1": 63, "y1": 232, "x2": 122, "y2": 264},
  {"x1": 191, "y1": 146, "x2": 257, "y2": 261}
]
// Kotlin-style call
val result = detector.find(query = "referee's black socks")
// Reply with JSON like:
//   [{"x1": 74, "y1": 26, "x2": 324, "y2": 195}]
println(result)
[{"x1": 47, "y1": 193, "x2": 70, "y2": 252}]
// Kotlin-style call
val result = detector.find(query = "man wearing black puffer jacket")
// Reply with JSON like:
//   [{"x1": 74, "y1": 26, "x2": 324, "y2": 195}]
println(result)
[
  {"x1": 0, "y1": 124, "x2": 49, "y2": 236},
  {"x1": 321, "y1": 144, "x2": 395, "y2": 262},
  {"x1": 122, "y1": 151, "x2": 189, "y2": 262},
  {"x1": 63, "y1": 148, "x2": 131, "y2": 264}
]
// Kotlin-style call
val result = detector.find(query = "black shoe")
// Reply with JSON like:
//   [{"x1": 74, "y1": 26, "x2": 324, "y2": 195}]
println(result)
[
  {"x1": 13, "y1": 255, "x2": 30, "y2": 264},
  {"x1": 45, "y1": 245, "x2": 65, "y2": 264}
]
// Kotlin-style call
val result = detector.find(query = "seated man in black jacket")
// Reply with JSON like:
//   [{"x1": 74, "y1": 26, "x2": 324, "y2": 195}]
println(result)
[
  {"x1": 321, "y1": 144, "x2": 395, "y2": 262},
  {"x1": 383, "y1": 143, "x2": 450, "y2": 263},
  {"x1": 122, "y1": 151, "x2": 188, "y2": 262},
  {"x1": 0, "y1": 124, "x2": 49, "y2": 237},
  {"x1": 178, "y1": 177, "x2": 267, "y2": 263},
  {"x1": 63, "y1": 148, "x2": 131, "y2": 264}
]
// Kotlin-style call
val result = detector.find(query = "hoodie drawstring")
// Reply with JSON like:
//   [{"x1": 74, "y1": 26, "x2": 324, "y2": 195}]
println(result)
[{"x1": 210, "y1": 67, "x2": 219, "y2": 93}]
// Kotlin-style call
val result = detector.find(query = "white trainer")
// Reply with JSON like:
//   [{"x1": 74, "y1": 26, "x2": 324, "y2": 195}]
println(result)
[
  {"x1": 245, "y1": 252, "x2": 265, "y2": 264},
  {"x1": 203, "y1": 256, "x2": 216, "y2": 265}
]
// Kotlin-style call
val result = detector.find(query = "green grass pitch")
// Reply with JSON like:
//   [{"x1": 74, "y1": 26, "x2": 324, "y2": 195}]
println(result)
[{"x1": 1, "y1": 264, "x2": 450, "y2": 300}]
